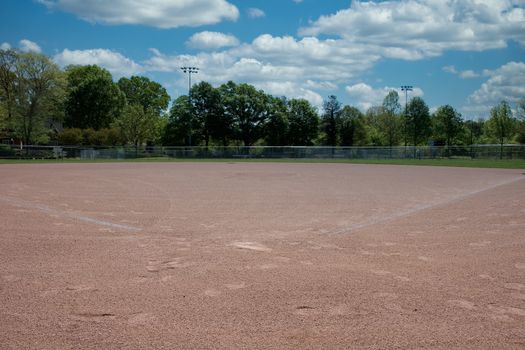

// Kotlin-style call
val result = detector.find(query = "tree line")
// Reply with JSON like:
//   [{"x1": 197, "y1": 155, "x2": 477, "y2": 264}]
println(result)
[{"x1": 1, "y1": 49, "x2": 524, "y2": 149}]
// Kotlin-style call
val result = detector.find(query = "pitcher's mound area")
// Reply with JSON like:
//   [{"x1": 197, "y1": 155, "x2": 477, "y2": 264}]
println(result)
[{"x1": 1, "y1": 162, "x2": 524, "y2": 349}]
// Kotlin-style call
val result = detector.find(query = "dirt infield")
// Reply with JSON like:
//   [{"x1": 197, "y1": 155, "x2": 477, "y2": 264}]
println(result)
[{"x1": 1, "y1": 162, "x2": 524, "y2": 349}]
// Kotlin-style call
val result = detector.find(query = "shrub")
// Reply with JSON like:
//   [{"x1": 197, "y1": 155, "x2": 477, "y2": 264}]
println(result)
[{"x1": 58, "y1": 128, "x2": 83, "y2": 145}]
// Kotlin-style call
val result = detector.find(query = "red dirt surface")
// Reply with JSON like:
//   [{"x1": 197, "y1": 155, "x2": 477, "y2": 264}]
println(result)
[{"x1": 1, "y1": 162, "x2": 524, "y2": 349}]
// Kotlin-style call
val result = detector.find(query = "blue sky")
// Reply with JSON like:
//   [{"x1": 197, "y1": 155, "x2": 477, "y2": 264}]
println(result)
[{"x1": 2, "y1": 0, "x2": 524, "y2": 119}]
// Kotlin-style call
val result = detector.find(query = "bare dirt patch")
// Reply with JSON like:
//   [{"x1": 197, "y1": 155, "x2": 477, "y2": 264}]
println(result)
[{"x1": 1, "y1": 162, "x2": 524, "y2": 349}]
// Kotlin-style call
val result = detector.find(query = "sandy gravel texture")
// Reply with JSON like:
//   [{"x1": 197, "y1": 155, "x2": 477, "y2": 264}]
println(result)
[{"x1": 0, "y1": 162, "x2": 524, "y2": 349}]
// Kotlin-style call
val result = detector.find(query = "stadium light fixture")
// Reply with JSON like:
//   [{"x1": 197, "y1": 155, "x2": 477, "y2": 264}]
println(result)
[{"x1": 180, "y1": 67, "x2": 199, "y2": 146}]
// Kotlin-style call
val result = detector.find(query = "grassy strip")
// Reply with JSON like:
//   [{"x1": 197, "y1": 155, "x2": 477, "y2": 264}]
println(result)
[{"x1": 1, "y1": 157, "x2": 524, "y2": 169}]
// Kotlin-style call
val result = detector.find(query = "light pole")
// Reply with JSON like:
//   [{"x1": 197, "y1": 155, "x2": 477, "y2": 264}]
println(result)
[
  {"x1": 181, "y1": 66, "x2": 199, "y2": 146},
  {"x1": 401, "y1": 85, "x2": 413, "y2": 155}
]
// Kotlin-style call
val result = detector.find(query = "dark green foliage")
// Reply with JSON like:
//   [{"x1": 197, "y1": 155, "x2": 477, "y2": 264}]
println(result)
[
  {"x1": 65, "y1": 65, "x2": 125, "y2": 129},
  {"x1": 406, "y1": 97, "x2": 431, "y2": 146},
  {"x1": 117, "y1": 76, "x2": 170, "y2": 115},
  {"x1": 339, "y1": 106, "x2": 366, "y2": 146},
  {"x1": 287, "y1": 98, "x2": 319, "y2": 146},
  {"x1": 59, "y1": 127, "x2": 122, "y2": 145},
  {"x1": 432, "y1": 105, "x2": 463, "y2": 146},
  {"x1": 164, "y1": 96, "x2": 192, "y2": 146},
  {"x1": 322, "y1": 95, "x2": 341, "y2": 146},
  {"x1": 58, "y1": 128, "x2": 83, "y2": 145},
  {"x1": 264, "y1": 97, "x2": 289, "y2": 146},
  {"x1": 190, "y1": 81, "x2": 229, "y2": 147},
  {"x1": 220, "y1": 81, "x2": 270, "y2": 146},
  {"x1": 463, "y1": 119, "x2": 485, "y2": 145}
]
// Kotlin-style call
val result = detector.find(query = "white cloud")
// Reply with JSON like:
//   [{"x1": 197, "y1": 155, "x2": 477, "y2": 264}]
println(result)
[
  {"x1": 300, "y1": 1, "x2": 525, "y2": 60},
  {"x1": 292, "y1": 0, "x2": 303, "y2": 3},
  {"x1": 247, "y1": 8, "x2": 265, "y2": 18},
  {"x1": 443, "y1": 65, "x2": 480, "y2": 79},
  {"x1": 345, "y1": 83, "x2": 424, "y2": 111},
  {"x1": 143, "y1": 32, "x2": 385, "y2": 105},
  {"x1": 38, "y1": 0, "x2": 239, "y2": 28},
  {"x1": 187, "y1": 31, "x2": 239, "y2": 50},
  {"x1": 443, "y1": 65, "x2": 458, "y2": 74},
  {"x1": 53, "y1": 48, "x2": 143, "y2": 78},
  {"x1": 144, "y1": 47, "x2": 327, "y2": 107},
  {"x1": 305, "y1": 80, "x2": 337, "y2": 91},
  {"x1": 459, "y1": 70, "x2": 479, "y2": 79},
  {"x1": 19, "y1": 39, "x2": 42, "y2": 53},
  {"x1": 1, "y1": 42, "x2": 11, "y2": 50},
  {"x1": 236, "y1": 35, "x2": 379, "y2": 81},
  {"x1": 256, "y1": 81, "x2": 324, "y2": 108},
  {"x1": 466, "y1": 61, "x2": 525, "y2": 116}
]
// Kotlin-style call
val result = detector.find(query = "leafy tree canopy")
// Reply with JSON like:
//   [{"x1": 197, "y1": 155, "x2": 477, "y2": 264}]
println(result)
[
  {"x1": 118, "y1": 76, "x2": 170, "y2": 116},
  {"x1": 65, "y1": 65, "x2": 125, "y2": 130}
]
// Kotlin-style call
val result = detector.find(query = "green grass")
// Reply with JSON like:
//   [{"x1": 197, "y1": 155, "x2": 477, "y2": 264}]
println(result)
[{"x1": 1, "y1": 157, "x2": 524, "y2": 169}]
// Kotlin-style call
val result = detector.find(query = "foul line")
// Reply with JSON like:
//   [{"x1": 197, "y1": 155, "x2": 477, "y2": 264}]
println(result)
[
  {"x1": 0, "y1": 196, "x2": 142, "y2": 232},
  {"x1": 328, "y1": 175, "x2": 525, "y2": 235}
]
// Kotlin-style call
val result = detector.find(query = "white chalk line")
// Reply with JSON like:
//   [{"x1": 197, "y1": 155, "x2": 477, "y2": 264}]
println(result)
[
  {"x1": 0, "y1": 196, "x2": 142, "y2": 232},
  {"x1": 328, "y1": 175, "x2": 525, "y2": 235}
]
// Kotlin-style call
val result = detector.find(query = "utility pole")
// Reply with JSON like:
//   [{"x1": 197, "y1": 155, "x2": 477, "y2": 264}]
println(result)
[
  {"x1": 401, "y1": 85, "x2": 413, "y2": 156},
  {"x1": 181, "y1": 66, "x2": 199, "y2": 146}
]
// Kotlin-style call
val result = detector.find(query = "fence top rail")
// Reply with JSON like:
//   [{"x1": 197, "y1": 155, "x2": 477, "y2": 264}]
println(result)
[{"x1": 9, "y1": 144, "x2": 525, "y2": 150}]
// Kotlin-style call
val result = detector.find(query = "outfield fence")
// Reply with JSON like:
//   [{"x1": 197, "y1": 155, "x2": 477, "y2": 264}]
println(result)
[{"x1": 1, "y1": 144, "x2": 524, "y2": 160}]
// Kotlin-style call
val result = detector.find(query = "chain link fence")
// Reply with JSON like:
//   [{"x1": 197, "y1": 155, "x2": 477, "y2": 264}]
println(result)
[{"x1": 1, "y1": 144, "x2": 525, "y2": 160}]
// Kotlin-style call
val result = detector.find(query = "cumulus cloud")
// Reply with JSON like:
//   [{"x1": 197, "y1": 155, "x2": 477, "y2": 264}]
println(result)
[
  {"x1": 247, "y1": 8, "x2": 265, "y2": 18},
  {"x1": 300, "y1": 1, "x2": 525, "y2": 60},
  {"x1": 345, "y1": 83, "x2": 424, "y2": 111},
  {"x1": 187, "y1": 31, "x2": 239, "y2": 50},
  {"x1": 38, "y1": 0, "x2": 239, "y2": 28},
  {"x1": 142, "y1": 33, "x2": 383, "y2": 105},
  {"x1": 144, "y1": 46, "x2": 327, "y2": 107},
  {"x1": 443, "y1": 65, "x2": 480, "y2": 79},
  {"x1": 459, "y1": 70, "x2": 479, "y2": 79},
  {"x1": 1, "y1": 42, "x2": 11, "y2": 50},
  {"x1": 54, "y1": 48, "x2": 143, "y2": 78},
  {"x1": 235, "y1": 35, "x2": 379, "y2": 81},
  {"x1": 466, "y1": 61, "x2": 525, "y2": 116},
  {"x1": 19, "y1": 39, "x2": 42, "y2": 53}
]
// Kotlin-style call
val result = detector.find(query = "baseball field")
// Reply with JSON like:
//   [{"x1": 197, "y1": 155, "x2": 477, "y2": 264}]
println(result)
[{"x1": 1, "y1": 162, "x2": 524, "y2": 349}]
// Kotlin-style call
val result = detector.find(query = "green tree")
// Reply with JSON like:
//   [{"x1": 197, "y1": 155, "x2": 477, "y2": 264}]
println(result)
[
  {"x1": 364, "y1": 106, "x2": 385, "y2": 146},
  {"x1": 380, "y1": 90, "x2": 401, "y2": 148},
  {"x1": 65, "y1": 65, "x2": 125, "y2": 129},
  {"x1": 322, "y1": 95, "x2": 341, "y2": 146},
  {"x1": 406, "y1": 97, "x2": 431, "y2": 147},
  {"x1": 164, "y1": 96, "x2": 192, "y2": 146},
  {"x1": 221, "y1": 81, "x2": 269, "y2": 146},
  {"x1": 0, "y1": 49, "x2": 18, "y2": 127},
  {"x1": 463, "y1": 119, "x2": 485, "y2": 145},
  {"x1": 117, "y1": 76, "x2": 170, "y2": 115},
  {"x1": 287, "y1": 98, "x2": 319, "y2": 146},
  {"x1": 4, "y1": 51, "x2": 65, "y2": 145},
  {"x1": 487, "y1": 100, "x2": 516, "y2": 159},
  {"x1": 264, "y1": 96, "x2": 289, "y2": 145},
  {"x1": 190, "y1": 81, "x2": 227, "y2": 147},
  {"x1": 339, "y1": 106, "x2": 366, "y2": 146},
  {"x1": 432, "y1": 105, "x2": 463, "y2": 147},
  {"x1": 114, "y1": 104, "x2": 163, "y2": 149},
  {"x1": 516, "y1": 97, "x2": 525, "y2": 144}
]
